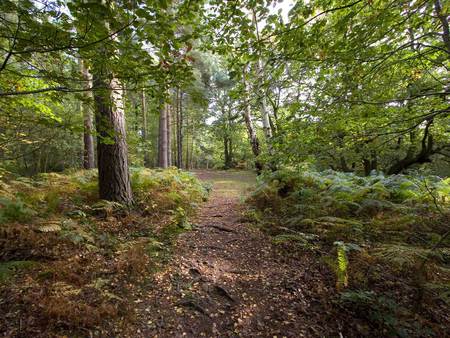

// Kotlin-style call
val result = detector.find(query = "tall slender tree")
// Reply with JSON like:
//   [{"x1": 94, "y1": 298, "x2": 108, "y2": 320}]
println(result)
[
  {"x1": 167, "y1": 101, "x2": 172, "y2": 167},
  {"x1": 176, "y1": 88, "x2": 184, "y2": 168},
  {"x1": 242, "y1": 65, "x2": 262, "y2": 172},
  {"x1": 158, "y1": 101, "x2": 169, "y2": 168},
  {"x1": 141, "y1": 89, "x2": 151, "y2": 167},
  {"x1": 251, "y1": 9, "x2": 273, "y2": 146},
  {"x1": 80, "y1": 60, "x2": 95, "y2": 169}
]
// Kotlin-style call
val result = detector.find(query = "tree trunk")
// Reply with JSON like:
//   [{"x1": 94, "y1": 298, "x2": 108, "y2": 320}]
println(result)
[
  {"x1": 242, "y1": 65, "x2": 262, "y2": 172},
  {"x1": 387, "y1": 120, "x2": 435, "y2": 175},
  {"x1": 185, "y1": 115, "x2": 190, "y2": 170},
  {"x1": 141, "y1": 89, "x2": 151, "y2": 167},
  {"x1": 256, "y1": 61, "x2": 273, "y2": 142},
  {"x1": 80, "y1": 60, "x2": 95, "y2": 169},
  {"x1": 434, "y1": 0, "x2": 450, "y2": 54},
  {"x1": 225, "y1": 104, "x2": 234, "y2": 169},
  {"x1": 176, "y1": 89, "x2": 184, "y2": 169},
  {"x1": 229, "y1": 138, "x2": 233, "y2": 166},
  {"x1": 363, "y1": 151, "x2": 378, "y2": 176},
  {"x1": 190, "y1": 132, "x2": 195, "y2": 170},
  {"x1": 224, "y1": 136, "x2": 229, "y2": 168},
  {"x1": 252, "y1": 10, "x2": 274, "y2": 149},
  {"x1": 224, "y1": 136, "x2": 234, "y2": 169},
  {"x1": 93, "y1": 74, "x2": 133, "y2": 204},
  {"x1": 158, "y1": 101, "x2": 168, "y2": 168},
  {"x1": 167, "y1": 100, "x2": 172, "y2": 167}
]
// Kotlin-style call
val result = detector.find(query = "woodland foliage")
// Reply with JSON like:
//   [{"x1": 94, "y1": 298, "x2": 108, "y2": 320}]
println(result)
[
  {"x1": 0, "y1": 0, "x2": 449, "y2": 336},
  {"x1": 0, "y1": 168, "x2": 208, "y2": 336},
  {"x1": 249, "y1": 166, "x2": 449, "y2": 335}
]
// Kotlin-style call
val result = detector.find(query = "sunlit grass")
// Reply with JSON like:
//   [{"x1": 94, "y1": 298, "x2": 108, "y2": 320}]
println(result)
[{"x1": 192, "y1": 171, "x2": 256, "y2": 198}]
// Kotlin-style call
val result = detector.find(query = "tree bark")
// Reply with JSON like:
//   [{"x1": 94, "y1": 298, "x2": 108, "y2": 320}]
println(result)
[
  {"x1": 252, "y1": 10, "x2": 274, "y2": 151},
  {"x1": 224, "y1": 104, "x2": 234, "y2": 169},
  {"x1": 255, "y1": 61, "x2": 273, "y2": 142},
  {"x1": 434, "y1": 0, "x2": 450, "y2": 54},
  {"x1": 141, "y1": 89, "x2": 151, "y2": 167},
  {"x1": 185, "y1": 115, "x2": 190, "y2": 170},
  {"x1": 190, "y1": 132, "x2": 196, "y2": 169},
  {"x1": 167, "y1": 100, "x2": 172, "y2": 167},
  {"x1": 80, "y1": 60, "x2": 95, "y2": 169},
  {"x1": 363, "y1": 151, "x2": 378, "y2": 176},
  {"x1": 158, "y1": 101, "x2": 168, "y2": 168},
  {"x1": 176, "y1": 89, "x2": 184, "y2": 169},
  {"x1": 387, "y1": 119, "x2": 436, "y2": 175},
  {"x1": 224, "y1": 137, "x2": 233, "y2": 169},
  {"x1": 242, "y1": 65, "x2": 262, "y2": 172},
  {"x1": 93, "y1": 74, "x2": 133, "y2": 204},
  {"x1": 228, "y1": 138, "x2": 233, "y2": 166}
]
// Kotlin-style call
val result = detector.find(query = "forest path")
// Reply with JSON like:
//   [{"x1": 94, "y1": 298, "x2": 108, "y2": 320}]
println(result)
[{"x1": 131, "y1": 170, "x2": 335, "y2": 337}]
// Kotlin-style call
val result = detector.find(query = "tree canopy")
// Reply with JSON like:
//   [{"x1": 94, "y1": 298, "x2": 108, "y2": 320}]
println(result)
[{"x1": 1, "y1": 0, "x2": 448, "y2": 180}]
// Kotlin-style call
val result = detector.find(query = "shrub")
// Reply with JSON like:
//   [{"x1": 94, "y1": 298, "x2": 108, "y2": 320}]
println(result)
[
  {"x1": 131, "y1": 167, "x2": 209, "y2": 214},
  {"x1": 248, "y1": 166, "x2": 450, "y2": 335}
]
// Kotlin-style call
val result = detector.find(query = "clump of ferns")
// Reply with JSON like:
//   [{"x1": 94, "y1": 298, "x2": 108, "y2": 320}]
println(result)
[
  {"x1": 338, "y1": 290, "x2": 408, "y2": 336},
  {"x1": 251, "y1": 167, "x2": 450, "y2": 326},
  {"x1": 379, "y1": 177, "x2": 450, "y2": 310}
]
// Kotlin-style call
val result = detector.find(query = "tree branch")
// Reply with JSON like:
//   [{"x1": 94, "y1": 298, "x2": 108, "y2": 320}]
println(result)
[{"x1": 0, "y1": 16, "x2": 21, "y2": 72}]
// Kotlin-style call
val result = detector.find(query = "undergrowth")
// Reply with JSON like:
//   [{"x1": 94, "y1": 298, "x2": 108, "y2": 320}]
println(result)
[
  {"x1": 248, "y1": 165, "x2": 449, "y2": 337},
  {"x1": 0, "y1": 167, "x2": 208, "y2": 337}
]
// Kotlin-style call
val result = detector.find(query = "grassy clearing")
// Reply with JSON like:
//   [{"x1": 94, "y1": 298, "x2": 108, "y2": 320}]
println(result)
[
  {"x1": 192, "y1": 169, "x2": 256, "y2": 198},
  {"x1": 0, "y1": 168, "x2": 208, "y2": 337},
  {"x1": 247, "y1": 166, "x2": 449, "y2": 336}
]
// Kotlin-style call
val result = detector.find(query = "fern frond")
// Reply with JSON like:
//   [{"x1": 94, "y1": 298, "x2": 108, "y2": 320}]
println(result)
[
  {"x1": 37, "y1": 223, "x2": 61, "y2": 232},
  {"x1": 372, "y1": 244, "x2": 430, "y2": 268},
  {"x1": 336, "y1": 243, "x2": 349, "y2": 290}
]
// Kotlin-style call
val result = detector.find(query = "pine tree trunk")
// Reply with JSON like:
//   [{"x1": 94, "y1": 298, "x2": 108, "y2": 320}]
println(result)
[
  {"x1": 80, "y1": 60, "x2": 95, "y2": 169},
  {"x1": 224, "y1": 136, "x2": 230, "y2": 169},
  {"x1": 190, "y1": 135, "x2": 195, "y2": 169},
  {"x1": 227, "y1": 104, "x2": 234, "y2": 168},
  {"x1": 158, "y1": 102, "x2": 168, "y2": 168},
  {"x1": 176, "y1": 89, "x2": 184, "y2": 169},
  {"x1": 185, "y1": 115, "x2": 190, "y2": 170},
  {"x1": 141, "y1": 89, "x2": 150, "y2": 167},
  {"x1": 93, "y1": 75, "x2": 133, "y2": 204},
  {"x1": 190, "y1": 118, "x2": 195, "y2": 170},
  {"x1": 166, "y1": 100, "x2": 172, "y2": 167},
  {"x1": 229, "y1": 138, "x2": 233, "y2": 166}
]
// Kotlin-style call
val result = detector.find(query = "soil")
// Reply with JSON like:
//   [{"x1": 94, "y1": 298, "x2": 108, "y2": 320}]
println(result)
[{"x1": 125, "y1": 170, "x2": 346, "y2": 337}]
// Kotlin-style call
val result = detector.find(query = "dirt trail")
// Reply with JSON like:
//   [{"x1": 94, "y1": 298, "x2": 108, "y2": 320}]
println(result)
[{"x1": 130, "y1": 170, "x2": 338, "y2": 337}]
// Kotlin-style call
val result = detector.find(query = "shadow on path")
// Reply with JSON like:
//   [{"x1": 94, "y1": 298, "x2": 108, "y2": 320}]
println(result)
[{"x1": 130, "y1": 170, "x2": 340, "y2": 337}]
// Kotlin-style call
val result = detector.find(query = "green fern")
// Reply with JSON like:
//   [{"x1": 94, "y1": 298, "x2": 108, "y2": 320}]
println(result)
[
  {"x1": 335, "y1": 241, "x2": 349, "y2": 290},
  {"x1": 0, "y1": 196, "x2": 36, "y2": 224},
  {"x1": 424, "y1": 283, "x2": 450, "y2": 305},
  {"x1": 372, "y1": 244, "x2": 429, "y2": 268},
  {"x1": 273, "y1": 232, "x2": 319, "y2": 249}
]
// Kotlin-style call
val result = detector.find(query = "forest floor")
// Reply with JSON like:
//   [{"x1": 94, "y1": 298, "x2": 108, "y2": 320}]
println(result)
[
  {"x1": 2, "y1": 169, "x2": 447, "y2": 337},
  {"x1": 126, "y1": 170, "x2": 346, "y2": 337}
]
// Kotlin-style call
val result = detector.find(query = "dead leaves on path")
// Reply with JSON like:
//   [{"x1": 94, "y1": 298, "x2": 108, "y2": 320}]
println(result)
[{"x1": 126, "y1": 171, "x2": 346, "y2": 337}]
